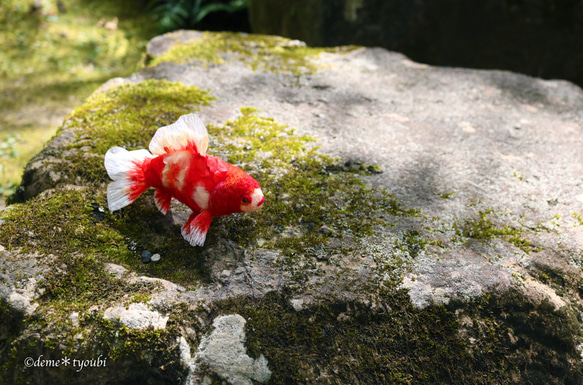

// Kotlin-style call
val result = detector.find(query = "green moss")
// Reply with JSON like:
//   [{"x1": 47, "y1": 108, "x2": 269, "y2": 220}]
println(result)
[
  {"x1": 67, "y1": 79, "x2": 215, "y2": 155},
  {"x1": 129, "y1": 293, "x2": 152, "y2": 305},
  {"x1": 207, "y1": 288, "x2": 583, "y2": 384},
  {"x1": 0, "y1": 189, "x2": 185, "y2": 383},
  {"x1": 452, "y1": 209, "x2": 539, "y2": 253},
  {"x1": 2, "y1": 313, "x2": 184, "y2": 385},
  {"x1": 147, "y1": 31, "x2": 356, "y2": 77},
  {"x1": 397, "y1": 229, "x2": 429, "y2": 259},
  {"x1": 0, "y1": 187, "x2": 165, "y2": 313},
  {"x1": 0, "y1": 202, "x2": 178, "y2": 383},
  {"x1": 84, "y1": 316, "x2": 177, "y2": 362},
  {"x1": 204, "y1": 108, "x2": 420, "y2": 255},
  {"x1": 0, "y1": 188, "x2": 128, "y2": 257},
  {"x1": 211, "y1": 291, "x2": 505, "y2": 385},
  {"x1": 440, "y1": 191, "x2": 455, "y2": 199}
]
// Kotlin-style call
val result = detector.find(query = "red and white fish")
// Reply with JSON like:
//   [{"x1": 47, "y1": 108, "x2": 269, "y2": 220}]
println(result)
[{"x1": 104, "y1": 114, "x2": 265, "y2": 246}]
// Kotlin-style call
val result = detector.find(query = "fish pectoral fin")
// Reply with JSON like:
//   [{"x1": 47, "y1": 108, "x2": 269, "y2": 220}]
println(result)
[
  {"x1": 181, "y1": 210, "x2": 213, "y2": 246},
  {"x1": 154, "y1": 189, "x2": 173, "y2": 215}
]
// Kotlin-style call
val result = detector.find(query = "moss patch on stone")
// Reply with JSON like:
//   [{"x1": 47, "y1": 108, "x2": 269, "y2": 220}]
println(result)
[
  {"x1": 0, "y1": 188, "x2": 126, "y2": 257},
  {"x1": 2, "y1": 314, "x2": 185, "y2": 385},
  {"x1": 451, "y1": 208, "x2": 540, "y2": 253},
  {"x1": 209, "y1": 288, "x2": 583, "y2": 385},
  {"x1": 147, "y1": 31, "x2": 356, "y2": 77},
  {"x1": 202, "y1": 108, "x2": 421, "y2": 282},
  {"x1": 0, "y1": 189, "x2": 186, "y2": 384},
  {"x1": 65, "y1": 79, "x2": 215, "y2": 156},
  {"x1": 0, "y1": 188, "x2": 163, "y2": 312},
  {"x1": 3, "y1": 79, "x2": 421, "y2": 288}
]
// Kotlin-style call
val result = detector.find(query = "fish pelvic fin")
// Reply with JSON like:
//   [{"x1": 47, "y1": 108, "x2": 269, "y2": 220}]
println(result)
[
  {"x1": 149, "y1": 114, "x2": 208, "y2": 156},
  {"x1": 154, "y1": 189, "x2": 173, "y2": 215},
  {"x1": 181, "y1": 210, "x2": 213, "y2": 246},
  {"x1": 104, "y1": 146, "x2": 154, "y2": 212}
]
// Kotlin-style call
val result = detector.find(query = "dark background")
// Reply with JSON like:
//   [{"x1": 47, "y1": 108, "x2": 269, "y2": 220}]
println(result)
[{"x1": 169, "y1": 0, "x2": 583, "y2": 88}]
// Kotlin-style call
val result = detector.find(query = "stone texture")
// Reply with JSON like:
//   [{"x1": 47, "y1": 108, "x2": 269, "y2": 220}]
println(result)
[
  {"x1": 0, "y1": 248, "x2": 51, "y2": 318},
  {"x1": 103, "y1": 302, "x2": 169, "y2": 330},
  {"x1": 132, "y1": 31, "x2": 583, "y2": 310},
  {"x1": 3, "y1": 30, "x2": 583, "y2": 384}
]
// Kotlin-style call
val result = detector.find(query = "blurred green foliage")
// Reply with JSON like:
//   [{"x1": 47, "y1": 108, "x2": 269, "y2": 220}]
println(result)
[
  {"x1": 148, "y1": 0, "x2": 248, "y2": 33},
  {"x1": 0, "y1": 134, "x2": 21, "y2": 196},
  {"x1": 0, "y1": 0, "x2": 157, "y2": 198}
]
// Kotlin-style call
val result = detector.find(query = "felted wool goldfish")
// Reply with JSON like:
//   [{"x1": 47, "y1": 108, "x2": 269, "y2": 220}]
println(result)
[{"x1": 104, "y1": 114, "x2": 265, "y2": 246}]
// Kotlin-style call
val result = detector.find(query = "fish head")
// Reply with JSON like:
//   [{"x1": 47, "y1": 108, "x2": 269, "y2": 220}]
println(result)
[
  {"x1": 239, "y1": 186, "x2": 265, "y2": 213},
  {"x1": 209, "y1": 168, "x2": 265, "y2": 216}
]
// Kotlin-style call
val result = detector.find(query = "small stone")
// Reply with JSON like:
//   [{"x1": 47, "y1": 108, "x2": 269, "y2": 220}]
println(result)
[
  {"x1": 151, "y1": 253, "x2": 161, "y2": 262},
  {"x1": 219, "y1": 270, "x2": 232, "y2": 282},
  {"x1": 70, "y1": 311, "x2": 79, "y2": 327},
  {"x1": 318, "y1": 225, "x2": 335, "y2": 235},
  {"x1": 141, "y1": 250, "x2": 152, "y2": 264},
  {"x1": 104, "y1": 263, "x2": 128, "y2": 279},
  {"x1": 91, "y1": 202, "x2": 107, "y2": 221},
  {"x1": 290, "y1": 298, "x2": 304, "y2": 312}
]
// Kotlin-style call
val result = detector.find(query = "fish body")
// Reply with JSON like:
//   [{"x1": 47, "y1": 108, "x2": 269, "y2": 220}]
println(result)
[{"x1": 104, "y1": 114, "x2": 264, "y2": 246}]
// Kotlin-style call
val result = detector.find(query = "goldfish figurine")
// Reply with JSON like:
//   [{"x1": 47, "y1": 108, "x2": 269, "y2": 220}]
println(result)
[{"x1": 104, "y1": 114, "x2": 265, "y2": 246}]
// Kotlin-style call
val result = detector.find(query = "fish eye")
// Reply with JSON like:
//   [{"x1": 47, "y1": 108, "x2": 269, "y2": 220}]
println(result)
[{"x1": 241, "y1": 195, "x2": 251, "y2": 204}]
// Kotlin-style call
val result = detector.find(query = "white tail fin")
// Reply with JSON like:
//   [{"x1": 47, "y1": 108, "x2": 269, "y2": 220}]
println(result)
[
  {"x1": 149, "y1": 114, "x2": 208, "y2": 156},
  {"x1": 104, "y1": 146, "x2": 154, "y2": 211}
]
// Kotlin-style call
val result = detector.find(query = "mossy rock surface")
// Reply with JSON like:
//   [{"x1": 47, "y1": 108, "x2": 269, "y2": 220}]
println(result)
[{"x1": 2, "y1": 30, "x2": 583, "y2": 384}]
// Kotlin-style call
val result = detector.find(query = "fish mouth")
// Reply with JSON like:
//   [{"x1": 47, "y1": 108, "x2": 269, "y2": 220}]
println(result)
[{"x1": 258, "y1": 196, "x2": 265, "y2": 207}]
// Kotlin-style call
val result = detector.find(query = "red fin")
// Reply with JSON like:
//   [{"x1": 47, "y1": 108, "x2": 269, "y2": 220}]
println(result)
[
  {"x1": 181, "y1": 210, "x2": 213, "y2": 246},
  {"x1": 154, "y1": 189, "x2": 172, "y2": 215}
]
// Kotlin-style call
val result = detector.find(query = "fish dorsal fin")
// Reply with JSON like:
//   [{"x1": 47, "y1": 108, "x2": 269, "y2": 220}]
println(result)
[{"x1": 149, "y1": 114, "x2": 209, "y2": 156}]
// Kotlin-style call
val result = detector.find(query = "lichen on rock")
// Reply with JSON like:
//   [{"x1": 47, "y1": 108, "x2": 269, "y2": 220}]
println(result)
[{"x1": 188, "y1": 314, "x2": 271, "y2": 385}]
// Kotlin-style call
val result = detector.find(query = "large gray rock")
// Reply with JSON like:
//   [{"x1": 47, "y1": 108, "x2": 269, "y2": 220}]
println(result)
[{"x1": 2, "y1": 30, "x2": 583, "y2": 384}]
